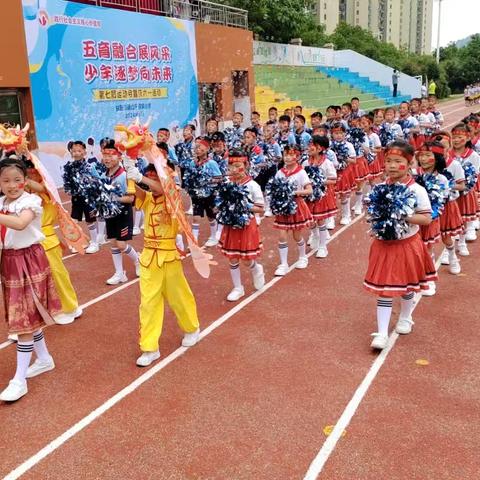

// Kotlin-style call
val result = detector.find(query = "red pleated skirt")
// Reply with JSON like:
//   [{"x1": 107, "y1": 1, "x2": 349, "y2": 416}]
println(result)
[
  {"x1": 475, "y1": 176, "x2": 480, "y2": 213},
  {"x1": 355, "y1": 156, "x2": 370, "y2": 182},
  {"x1": 364, "y1": 234, "x2": 438, "y2": 297},
  {"x1": 219, "y1": 220, "x2": 262, "y2": 260},
  {"x1": 306, "y1": 185, "x2": 338, "y2": 220},
  {"x1": 439, "y1": 200, "x2": 464, "y2": 236},
  {"x1": 368, "y1": 156, "x2": 383, "y2": 178},
  {"x1": 377, "y1": 149, "x2": 385, "y2": 171},
  {"x1": 336, "y1": 164, "x2": 356, "y2": 194},
  {"x1": 420, "y1": 218, "x2": 441, "y2": 245},
  {"x1": 274, "y1": 197, "x2": 314, "y2": 230},
  {"x1": 457, "y1": 190, "x2": 478, "y2": 221},
  {"x1": 1, "y1": 244, "x2": 61, "y2": 334}
]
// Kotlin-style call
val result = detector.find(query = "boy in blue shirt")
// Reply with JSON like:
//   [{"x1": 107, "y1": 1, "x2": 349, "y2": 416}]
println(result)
[
  {"x1": 224, "y1": 112, "x2": 245, "y2": 150},
  {"x1": 276, "y1": 115, "x2": 295, "y2": 153},
  {"x1": 293, "y1": 115, "x2": 312, "y2": 163}
]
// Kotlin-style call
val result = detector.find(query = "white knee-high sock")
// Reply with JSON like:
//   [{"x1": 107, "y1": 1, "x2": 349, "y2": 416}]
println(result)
[
  {"x1": 376, "y1": 298, "x2": 393, "y2": 336},
  {"x1": 13, "y1": 341, "x2": 33, "y2": 382},
  {"x1": 97, "y1": 219, "x2": 106, "y2": 238},
  {"x1": 209, "y1": 220, "x2": 217, "y2": 239},
  {"x1": 123, "y1": 244, "x2": 139, "y2": 265},
  {"x1": 278, "y1": 241, "x2": 288, "y2": 265},
  {"x1": 192, "y1": 223, "x2": 200, "y2": 242},
  {"x1": 354, "y1": 191, "x2": 363, "y2": 209},
  {"x1": 229, "y1": 262, "x2": 242, "y2": 288},
  {"x1": 297, "y1": 239, "x2": 306, "y2": 258},
  {"x1": 458, "y1": 233, "x2": 467, "y2": 245},
  {"x1": 318, "y1": 224, "x2": 328, "y2": 248},
  {"x1": 33, "y1": 330, "x2": 51, "y2": 361},
  {"x1": 111, "y1": 247, "x2": 123, "y2": 274},
  {"x1": 400, "y1": 292, "x2": 415, "y2": 319},
  {"x1": 134, "y1": 210, "x2": 144, "y2": 229},
  {"x1": 88, "y1": 223, "x2": 98, "y2": 244}
]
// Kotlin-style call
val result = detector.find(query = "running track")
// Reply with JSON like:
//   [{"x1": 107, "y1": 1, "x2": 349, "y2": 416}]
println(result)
[{"x1": 0, "y1": 97, "x2": 479, "y2": 479}]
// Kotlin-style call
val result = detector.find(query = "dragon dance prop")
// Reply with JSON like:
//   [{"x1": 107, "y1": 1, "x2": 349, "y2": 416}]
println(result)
[
  {"x1": 114, "y1": 118, "x2": 215, "y2": 279},
  {"x1": 0, "y1": 123, "x2": 89, "y2": 253}
]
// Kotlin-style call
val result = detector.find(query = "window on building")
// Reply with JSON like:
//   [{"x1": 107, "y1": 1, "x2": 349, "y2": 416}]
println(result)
[
  {"x1": 0, "y1": 91, "x2": 21, "y2": 126},
  {"x1": 324, "y1": 14, "x2": 327, "y2": 20}
]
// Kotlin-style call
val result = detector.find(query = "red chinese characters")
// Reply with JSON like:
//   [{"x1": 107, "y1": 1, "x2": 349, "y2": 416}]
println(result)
[
  {"x1": 84, "y1": 63, "x2": 99, "y2": 83},
  {"x1": 114, "y1": 65, "x2": 127, "y2": 83},
  {"x1": 99, "y1": 64, "x2": 113, "y2": 82},
  {"x1": 82, "y1": 40, "x2": 97, "y2": 59},
  {"x1": 97, "y1": 41, "x2": 111, "y2": 60},
  {"x1": 112, "y1": 42, "x2": 125, "y2": 60}
]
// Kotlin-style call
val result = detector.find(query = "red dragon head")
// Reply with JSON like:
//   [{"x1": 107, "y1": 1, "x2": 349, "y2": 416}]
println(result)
[
  {"x1": 0, "y1": 123, "x2": 30, "y2": 154},
  {"x1": 114, "y1": 117, "x2": 155, "y2": 159}
]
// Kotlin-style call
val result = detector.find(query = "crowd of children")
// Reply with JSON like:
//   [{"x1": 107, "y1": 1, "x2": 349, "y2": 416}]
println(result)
[{"x1": 0, "y1": 94, "x2": 479, "y2": 402}]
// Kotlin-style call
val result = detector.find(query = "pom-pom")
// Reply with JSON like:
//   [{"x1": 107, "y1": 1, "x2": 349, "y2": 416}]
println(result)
[
  {"x1": 304, "y1": 165, "x2": 326, "y2": 202},
  {"x1": 347, "y1": 128, "x2": 366, "y2": 156},
  {"x1": 62, "y1": 161, "x2": 91, "y2": 196},
  {"x1": 364, "y1": 183, "x2": 417, "y2": 240},
  {"x1": 414, "y1": 173, "x2": 447, "y2": 220},
  {"x1": 266, "y1": 176, "x2": 298, "y2": 216},
  {"x1": 378, "y1": 124, "x2": 395, "y2": 147},
  {"x1": 183, "y1": 165, "x2": 214, "y2": 198},
  {"x1": 215, "y1": 181, "x2": 253, "y2": 228},
  {"x1": 77, "y1": 174, "x2": 123, "y2": 219},
  {"x1": 331, "y1": 141, "x2": 350, "y2": 170},
  {"x1": 461, "y1": 161, "x2": 478, "y2": 193}
]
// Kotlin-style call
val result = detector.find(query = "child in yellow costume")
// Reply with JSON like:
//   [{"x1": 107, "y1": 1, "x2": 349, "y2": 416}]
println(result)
[
  {"x1": 25, "y1": 161, "x2": 82, "y2": 325},
  {"x1": 127, "y1": 163, "x2": 200, "y2": 367}
]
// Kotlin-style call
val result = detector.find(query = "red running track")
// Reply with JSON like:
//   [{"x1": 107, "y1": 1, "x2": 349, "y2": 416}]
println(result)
[{"x1": 0, "y1": 97, "x2": 479, "y2": 479}]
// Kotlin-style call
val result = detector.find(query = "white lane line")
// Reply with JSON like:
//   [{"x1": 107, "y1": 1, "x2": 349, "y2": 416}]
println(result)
[
  {"x1": 3, "y1": 215, "x2": 365, "y2": 480},
  {"x1": 303, "y1": 254, "x2": 444, "y2": 480}
]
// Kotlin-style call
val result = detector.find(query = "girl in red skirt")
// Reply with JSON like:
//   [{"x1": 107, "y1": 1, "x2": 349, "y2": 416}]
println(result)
[
  {"x1": 304, "y1": 135, "x2": 337, "y2": 258},
  {"x1": 364, "y1": 141, "x2": 436, "y2": 350},
  {"x1": 218, "y1": 151, "x2": 265, "y2": 302},
  {"x1": 415, "y1": 142, "x2": 450, "y2": 296},
  {"x1": 273, "y1": 146, "x2": 313, "y2": 276},
  {"x1": 0, "y1": 157, "x2": 61, "y2": 402},
  {"x1": 451, "y1": 124, "x2": 480, "y2": 250},
  {"x1": 331, "y1": 123, "x2": 357, "y2": 225}
]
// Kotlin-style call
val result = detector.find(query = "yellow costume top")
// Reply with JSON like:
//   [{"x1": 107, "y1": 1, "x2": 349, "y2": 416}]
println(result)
[
  {"x1": 135, "y1": 192, "x2": 180, "y2": 267},
  {"x1": 40, "y1": 193, "x2": 60, "y2": 251}
]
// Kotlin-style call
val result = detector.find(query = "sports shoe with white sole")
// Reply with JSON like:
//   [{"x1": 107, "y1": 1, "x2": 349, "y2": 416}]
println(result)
[
  {"x1": 310, "y1": 236, "x2": 320, "y2": 251},
  {"x1": 339, "y1": 216, "x2": 351, "y2": 226},
  {"x1": 204, "y1": 237, "x2": 218, "y2": 247},
  {"x1": 252, "y1": 264, "x2": 265, "y2": 291},
  {"x1": 106, "y1": 271, "x2": 128, "y2": 285},
  {"x1": 295, "y1": 256, "x2": 309, "y2": 269},
  {"x1": 132, "y1": 227, "x2": 141, "y2": 236},
  {"x1": 474, "y1": 219, "x2": 480, "y2": 230},
  {"x1": 370, "y1": 333, "x2": 388, "y2": 350},
  {"x1": 85, "y1": 242, "x2": 99, "y2": 254},
  {"x1": 54, "y1": 312, "x2": 76, "y2": 325},
  {"x1": 274, "y1": 264, "x2": 289, "y2": 276},
  {"x1": 307, "y1": 232, "x2": 314, "y2": 246},
  {"x1": 395, "y1": 316, "x2": 414, "y2": 335},
  {"x1": 465, "y1": 229, "x2": 477, "y2": 241},
  {"x1": 448, "y1": 257, "x2": 461, "y2": 275},
  {"x1": 353, "y1": 205, "x2": 362, "y2": 216},
  {"x1": 440, "y1": 249, "x2": 450, "y2": 265},
  {"x1": 326, "y1": 217, "x2": 335, "y2": 230},
  {"x1": 227, "y1": 286, "x2": 245, "y2": 302},
  {"x1": 264, "y1": 209, "x2": 273, "y2": 217},
  {"x1": 136, "y1": 350, "x2": 160, "y2": 367},
  {"x1": 421, "y1": 281, "x2": 436, "y2": 297},
  {"x1": 316, "y1": 246, "x2": 328, "y2": 258},
  {"x1": 0, "y1": 379, "x2": 27, "y2": 402},
  {"x1": 26, "y1": 356, "x2": 55, "y2": 379},
  {"x1": 73, "y1": 307, "x2": 83, "y2": 318},
  {"x1": 182, "y1": 329, "x2": 200, "y2": 347},
  {"x1": 457, "y1": 243, "x2": 470, "y2": 256}
]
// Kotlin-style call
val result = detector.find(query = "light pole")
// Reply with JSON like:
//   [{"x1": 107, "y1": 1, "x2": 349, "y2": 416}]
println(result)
[{"x1": 436, "y1": 0, "x2": 443, "y2": 64}]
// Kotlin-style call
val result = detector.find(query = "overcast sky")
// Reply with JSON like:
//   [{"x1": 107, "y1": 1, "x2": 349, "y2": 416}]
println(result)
[{"x1": 431, "y1": 0, "x2": 480, "y2": 49}]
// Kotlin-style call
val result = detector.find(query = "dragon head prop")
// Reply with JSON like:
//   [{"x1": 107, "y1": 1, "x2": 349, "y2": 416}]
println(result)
[
  {"x1": 0, "y1": 123, "x2": 29, "y2": 154},
  {"x1": 114, "y1": 117, "x2": 155, "y2": 159}
]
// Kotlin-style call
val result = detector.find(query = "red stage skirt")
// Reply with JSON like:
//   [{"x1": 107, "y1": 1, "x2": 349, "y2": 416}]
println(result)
[
  {"x1": 457, "y1": 190, "x2": 478, "y2": 221},
  {"x1": 368, "y1": 156, "x2": 383, "y2": 178},
  {"x1": 439, "y1": 200, "x2": 464, "y2": 236},
  {"x1": 364, "y1": 234, "x2": 438, "y2": 297},
  {"x1": 377, "y1": 149, "x2": 385, "y2": 171},
  {"x1": 420, "y1": 218, "x2": 441, "y2": 245},
  {"x1": 355, "y1": 156, "x2": 370, "y2": 182},
  {"x1": 1, "y1": 244, "x2": 61, "y2": 334},
  {"x1": 274, "y1": 197, "x2": 314, "y2": 230},
  {"x1": 306, "y1": 185, "x2": 338, "y2": 221},
  {"x1": 475, "y1": 176, "x2": 480, "y2": 214},
  {"x1": 335, "y1": 164, "x2": 356, "y2": 194},
  {"x1": 219, "y1": 220, "x2": 262, "y2": 260}
]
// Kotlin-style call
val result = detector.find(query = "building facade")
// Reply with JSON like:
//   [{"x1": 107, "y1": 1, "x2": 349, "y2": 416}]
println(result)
[{"x1": 314, "y1": 0, "x2": 433, "y2": 54}]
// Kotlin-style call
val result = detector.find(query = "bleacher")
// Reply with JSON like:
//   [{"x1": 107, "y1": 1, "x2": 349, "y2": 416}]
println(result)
[{"x1": 254, "y1": 65, "x2": 391, "y2": 120}]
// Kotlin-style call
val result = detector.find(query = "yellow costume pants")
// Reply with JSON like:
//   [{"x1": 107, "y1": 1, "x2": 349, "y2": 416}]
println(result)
[
  {"x1": 139, "y1": 259, "x2": 199, "y2": 352},
  {"x1": 45, "y1": 245, "x2": 79, "y2": 313}
]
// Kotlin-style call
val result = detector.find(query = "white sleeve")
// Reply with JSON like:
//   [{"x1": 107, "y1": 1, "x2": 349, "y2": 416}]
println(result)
[
  {"x1": 414, "y1": 184, "x2": 431, "y2": 214},
  {"x1": 13, "y1": 193, "x2": 43, "y2": 217},
  {"x1": 453, "y1": 161, "x2": 465, "y2": 182},
  {"x1": 299, "y1": 169, "x2": 312, "y2": 187},
  {"x1": 371, "y1": 133, "x2": 381, "y2": 148},
  {"x1": 325, "y1": 160, "x2": 337, "y2": 179},
  {"x1": 249, "y1": 181, "x2": 264, "y2": 206},
  {"x1": 346, "y1": 143, "x2": 356, "y2": 158},
  {"x1": 469, "y1": 152, "x2": 480, "y2": 172},
  {"x1": 410, "y1": 117, "x2": 419, "y2": 128}
]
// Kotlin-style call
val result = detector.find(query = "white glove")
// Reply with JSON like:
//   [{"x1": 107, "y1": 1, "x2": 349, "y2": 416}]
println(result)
[
  {"x1": 123, "y1": 157, "x2": 137, "y2": 170},
  {"x1": 126, "y1": 166, "x2": 143, "y2": 183}
]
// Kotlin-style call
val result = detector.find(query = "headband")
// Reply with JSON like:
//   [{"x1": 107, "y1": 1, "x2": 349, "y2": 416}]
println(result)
[
  {"x1": 385, "y1": 147, "x2": 413, "y2": 162},
  {"x1": 228, "y1": 156, "x2": 248, "y2": 164},
  {"x1": 103, "y1": 147, "x2": 120, "y2": 155},
  {"x1": 417, "y1": 144, "x2": 444, "y2": 155},
  {"x1": 196, "y1": 139, "x2": 210, "y2": 148},
  {"x1": 451, "y1": 129, "x2": 469, "y2": 137}
]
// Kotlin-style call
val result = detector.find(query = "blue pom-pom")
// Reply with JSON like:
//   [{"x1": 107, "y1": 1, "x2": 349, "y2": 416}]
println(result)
[
  {"x1": 215, "y1": 181, "x2": 253, "y2": 228},
  {"x1": 77, "y1": 174, "x2": 123, "y2": 219},
  {"x1": 378, "y1": 124, "x2": 395, "y2": 147},
  {"x1": 414, "y1": 173, "x2": 447, "y2": 220},
  {"x1": 462, "y1": 161, "x2": 478, "y2": 193},
  {"x1": 364, "y1": 183, "x2": 417, "y2": 240},
  {"x1": 331, "y1": 141, "x2": 350, "y2": 170},
  {"x1": 266, "y1": 176, "x2": 298, "y2": 215},
  {"x1": 304, "y1": 165, "x2": 326, "y2": 202},
  {"x1": 183, "y1": 165, "x2": 215, "y2": 198},
  {"x1": 62, "y1": 161, "x2": 91, "y2": 196},
  {"x1": 347, "y1": 128, "x2": 366, "y2": 156}
]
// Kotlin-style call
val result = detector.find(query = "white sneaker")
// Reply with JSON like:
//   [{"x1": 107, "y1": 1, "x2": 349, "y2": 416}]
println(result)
[
  {"x1": 370, "y1": 333, "x2": 388, "y2": 350},
  {"x1": 465, "y1": 229, "x2": 477, "y2": 241},
  {"x1": 106, "y1": 271, "x2": 128, "y2": 285},
  {"x1": 307, "y1": 232, "x2": 314, "y2": 246},
  {"x1": 54, "y1": 312, "x2": 76, "y2": 325},
  {"x1": 316, "y1": 246, "x2": 328, "y2": 258},
  {"x1": 449, "y1": 257, "x2": 461, "y2": 275},
  {"x1": 136, "y1": 350, "x2": 160, "y2": 367},
  {"x1": 440, "y1": 249, "x2": 450, "y2": 265},
  {"x1": 132, "y1": 227, "x2": 141, "y2": 236},
  {"x1": 182, "y1": 329, "x2": 200, "y2": 347},
  {"x1": 296, "y1": 256, "x2": 309, "y2": 269},
  {"x1": 98, "y1": 235, "x2": 108, "y2": 245},
  {"x1": 326, "y1": 217, "x2": 335, "y2": 230},
  {"x1": 85, "y1": 242, "x2": 99, "y2": 254},
  {"x1": 421, "y1": 281, "x2": 436, "y2": 297},
  {"x1": 72, "y1": 307, "x2": 83, "y2": 318},
  {"x1": 70, "y1": 246, "x2": 78, "y2": 254},
  {"x1": 310, "y1": 235, "x2": 320, "y2": 251},
  {"x1": 353, "y1": 205, "x2": 362, "y2": 216},
  {"x1": 26, "y1": 356, "x2": 55, "y2": 379},
  {"x1": 252, "y1": 264, "x2": 265, "y2": 290},
  {"x1": 274, "y1": 264, "x2": 289, "y2": 276},
  {"x1": 135, "y1": 262, "x2": 141, "y2": 277},
  {"x1": 340, "y1": 216, "x2": 351, "y2": 226},
  {"x1": 395, "y1": 316, "x2": 414, "y2": 335},
  {"x1": 0, "y1": 379, "x2": 27, "y2": 402},
  {"x1": 7, "y1": 333, "x2": 18, "y2": 342},
  {"x1": 264, "y1": 209, "x2": 273, "y2": 217},
  {"x1": 457, "y1": 243, "x2": 470, "y2": 256},
  {"x1": 204, "y1": 237, "x2": 218, "y2": 247},
  {"x1": 474, "y1": 219, "x2": 480, "y2": 230},
  {"x1": 227, "y1": 286, "x2": 245, "y2": 302}
]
